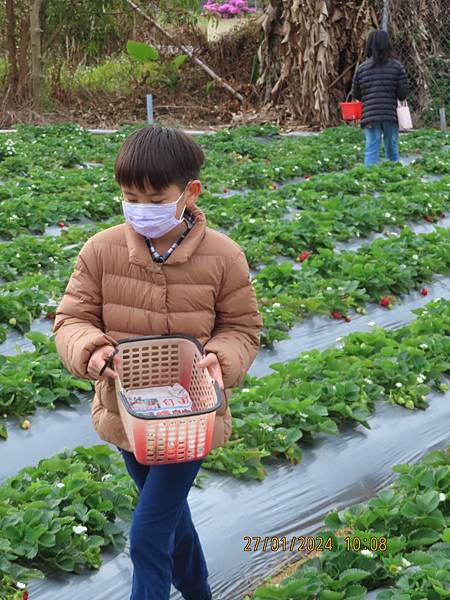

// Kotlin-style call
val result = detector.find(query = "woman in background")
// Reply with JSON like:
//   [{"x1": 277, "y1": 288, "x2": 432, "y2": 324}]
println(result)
[{"x1": 352, "y1": 29, "x2": 409, "y2": 166}]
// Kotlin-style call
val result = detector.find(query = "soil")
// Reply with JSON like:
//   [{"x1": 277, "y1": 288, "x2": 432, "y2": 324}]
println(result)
[{"x1": 0, "y1": 94, "x2": 319, "y2": 134}]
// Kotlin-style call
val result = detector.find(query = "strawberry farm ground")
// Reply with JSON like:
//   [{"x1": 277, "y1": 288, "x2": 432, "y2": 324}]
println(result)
[{"x1": 0, "y1": 123, "x2": 449, "y2": 599}]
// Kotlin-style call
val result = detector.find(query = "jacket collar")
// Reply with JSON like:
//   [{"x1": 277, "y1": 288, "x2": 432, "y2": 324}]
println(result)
[{"x1": 124, "y1": 204, "x2": 207, "y2": 271}]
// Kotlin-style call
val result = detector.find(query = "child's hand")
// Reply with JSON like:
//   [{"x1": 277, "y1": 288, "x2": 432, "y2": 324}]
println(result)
[
  {"x1": 87, "y1": 345, "x2": 121, "y2": 380},
  {"x1": 197, "y1": 353, "x2": 224, "y2": 390}
]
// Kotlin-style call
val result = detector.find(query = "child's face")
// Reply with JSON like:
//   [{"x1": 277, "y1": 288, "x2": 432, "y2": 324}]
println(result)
[{"x1": 121, "y1": 180, "x2": 202, "y2": 220}]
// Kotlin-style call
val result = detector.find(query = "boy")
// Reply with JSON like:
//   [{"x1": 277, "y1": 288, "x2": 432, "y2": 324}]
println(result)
[{"x1": 53, "y1": 125, "x2": 263, "y2": 600}]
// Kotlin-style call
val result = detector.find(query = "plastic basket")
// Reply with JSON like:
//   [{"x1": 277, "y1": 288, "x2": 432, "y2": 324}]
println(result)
[
  {"x1": 114, "y1": 334, "x2": 224, "y2": 466},
  {"x1": 339, "y1": 101, "x2": 362, "y2": 121}
]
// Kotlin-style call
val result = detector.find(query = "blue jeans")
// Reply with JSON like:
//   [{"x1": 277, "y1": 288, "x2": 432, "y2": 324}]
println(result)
[
  {"x1": 363, "y1": 121, "x2": 399, "y2": 166},
  {"x1": 117, "y1": 447, "x2": 211, "y2": 600}
]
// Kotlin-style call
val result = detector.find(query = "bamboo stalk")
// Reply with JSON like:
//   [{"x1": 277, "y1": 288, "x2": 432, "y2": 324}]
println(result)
[{"x1": 124, "y1": 0, "x2": 245, "y2": 103}]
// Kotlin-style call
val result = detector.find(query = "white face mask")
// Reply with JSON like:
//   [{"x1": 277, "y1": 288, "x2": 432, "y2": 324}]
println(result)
[{"x1": 122, "y1": 183, "x2": 190, "y2": 239}]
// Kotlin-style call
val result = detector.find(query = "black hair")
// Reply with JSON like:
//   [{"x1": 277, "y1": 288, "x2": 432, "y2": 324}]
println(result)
[
  {"x1": 366, "y1": 30, "x2": 393, "y2": 65},
  {"x1": 115, "y1": 126, "x2": 205, "y2": 193}
]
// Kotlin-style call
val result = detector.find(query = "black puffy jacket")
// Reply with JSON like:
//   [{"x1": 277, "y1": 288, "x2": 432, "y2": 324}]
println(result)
[{"x1": 351, "y1": 57, "x2": 409, "y2": 127}]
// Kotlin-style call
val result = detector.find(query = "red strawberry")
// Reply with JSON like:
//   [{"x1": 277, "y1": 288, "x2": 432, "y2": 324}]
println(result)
[
  {"x1": 331, "y1": 311, "x2": 342, "y2": 320},
  {"x1": 420, "y1": 287, "x2": 428, "y2": 296},
  {"x1": 223, "y1": 187, "x2": 229, "y2": 193},
  {"x1": 58, "y1": 221, "x2": 65, "y2": 228},
  {"x1": 380, "y1": 297, "x2": 390, "y2": 307},
  {"x1": 299, "y1": 251, "x2": 311, "y2": 263},
  {"x1": 345, "y1": 316, "x2": 352, "y2": 322},
  {"x1": 424, "y1": 215, "x2": 433, "y2": 223},
  {"x1": 23, "y1": 593, "x2": 29, "y2": 600},
  {"x1": 271, "y1": 183, "x2": 278, "y2": 189},
  {"x1": 304, "y1": 175, "x2": 312, "y2": 180},
  {"x1": 47, "y1": 312, "x2": 56, "y2": 320}
]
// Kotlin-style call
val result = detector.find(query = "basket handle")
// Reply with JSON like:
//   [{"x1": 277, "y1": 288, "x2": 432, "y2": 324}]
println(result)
[
  {"x1": 213, "y1": 381, "x2": 227, "y2": 416},
  {"x1": 98, "y1": 348, "x2": 119, "y2": 376}
]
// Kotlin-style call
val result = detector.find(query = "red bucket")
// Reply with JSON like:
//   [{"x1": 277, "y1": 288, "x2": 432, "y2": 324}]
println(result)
[{"x1": 340, "y1": 101, "x2": 362, "y2": 121}]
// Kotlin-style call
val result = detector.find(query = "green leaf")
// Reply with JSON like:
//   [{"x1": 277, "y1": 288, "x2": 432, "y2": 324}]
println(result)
[
  {"x1": 55, "y1": 557, "x2": 75, "y2": 572},
  {"x1": 126, "y1": 40, "x2": 159, "y2": 62},
  {"x1": 171, "y1": 54, "x2": 188, "y2": 69},
  {"x1": 325, "y1": 511, "x2": 342, "y2": 530},
  {"x1": 415, "y1": 490, "x2": 441, "y2": 514},
  {"x1": 344, "y1": 585, "x2": 367, "y2": 600},
  {"x1": 406, "y1": 528, "x2": 441, "y2": 547},
  {"x1": 337, "y1": 569, "x2": 371, "y2": 588},
  {"x1": 319, "y1": 591, "x2": 345, "y2": 599}
]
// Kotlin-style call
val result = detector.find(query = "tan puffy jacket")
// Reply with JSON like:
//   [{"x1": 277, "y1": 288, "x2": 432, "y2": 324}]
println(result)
[{"x1": 53, "y1": 204, "x2": 263, "y2": 453}]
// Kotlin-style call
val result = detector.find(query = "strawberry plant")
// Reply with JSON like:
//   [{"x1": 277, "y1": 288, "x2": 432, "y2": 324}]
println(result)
[
  {"x1": 202, "y1": 298, "x2": 450, "y2": 479},
  {"x1": 0, "y1": 445, "x2": 139, "y2": 597},
  {"x1": 0, "y1": 332, "x2": 92, "y2": 439},
  {"x1": 247, "y1": 446, "x2": 449, "y2": 599}
]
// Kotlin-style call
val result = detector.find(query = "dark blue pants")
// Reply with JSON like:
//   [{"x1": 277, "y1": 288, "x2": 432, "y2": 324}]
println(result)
[{"x1": 117, "y1": 447, "x2": 211, "y2": 600}]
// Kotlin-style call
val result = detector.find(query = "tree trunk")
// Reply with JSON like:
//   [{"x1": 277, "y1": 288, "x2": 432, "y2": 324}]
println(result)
[
  {"x1": 5, "y1": 0, "x2": 19, "y2": 99},
  {"x1": 17, "y1": 10, "x2": 31, "y2": 102},
  {"x1": 30, "y1": 0, "x2": 44, "y2": 112}
]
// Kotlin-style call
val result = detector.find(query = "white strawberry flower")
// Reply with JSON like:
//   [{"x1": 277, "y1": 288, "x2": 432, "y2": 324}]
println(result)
[
  {"x1": 401, "y1": 558, "x2": 412, "y2": 567},
  {"x1": 361, "y1": 549, "x2": 375, "y2": 558},
  {"x1": 73, "y1": 525, "x2": 88, "y2": 535},
  {"x1": 395, "y1": 382, "x2": 403, "y2": 388},
  {"x1": 56, "y1": 482, "x2": 65, "y2": 488},
  {"x1": 439, "y1": 492, "x2": 446, "y2": 502},
  {"x1": 368, "y1": 321, "x2": 375, "y2": 327},
  {"x1": 259, "y1": 423, "x2": 273, "y2": 432},
  {"x1": 15, "y1": 582, "x2": 26, "y2": 589}
]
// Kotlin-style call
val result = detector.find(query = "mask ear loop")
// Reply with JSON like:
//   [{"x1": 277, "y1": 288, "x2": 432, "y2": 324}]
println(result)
[{"x1": 178, "y1": 179, "x2": 192, "y2": 221}]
